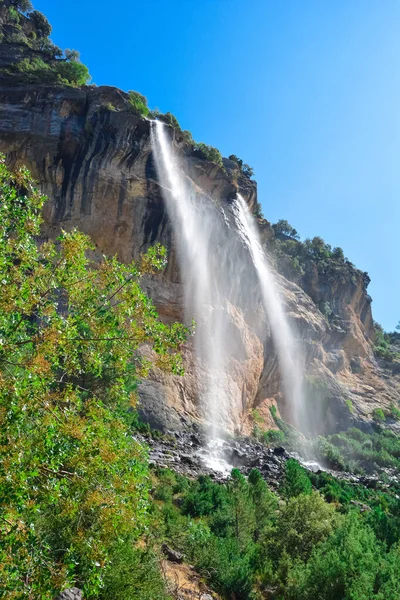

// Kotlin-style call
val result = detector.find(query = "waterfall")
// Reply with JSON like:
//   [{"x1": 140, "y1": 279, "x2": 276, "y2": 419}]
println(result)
[
  {"x1": 151, "y1": 119, "x2": 304, "y2": 437},
  {"x1": 233, "y1": 195, "x2": 304, "y2": 429},
  {"x1": 151, "y1": 120, "x2": 231, "y2": 436}
]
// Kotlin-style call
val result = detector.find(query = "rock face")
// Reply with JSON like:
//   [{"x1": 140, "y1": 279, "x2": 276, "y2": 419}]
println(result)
[
  {"x1": 0, "y1": 12, "x2": 398, "y2": 436},
  {"x1": 56, "y1": 589, "x2": 82, "y2": 600}
]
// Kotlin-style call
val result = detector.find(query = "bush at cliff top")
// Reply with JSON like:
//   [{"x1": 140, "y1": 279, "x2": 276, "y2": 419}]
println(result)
[
  {"x1": 13, "y1": 54, "x2": 91, "y2": 86},
  {"x1": 0, "y1": 157, "x2": 189, "y2": 597},
  {"x1": 28, "y1": 9, "x2": 51, "y2": 37},
  {"x1": 128, "y1": 90, "x2": 150, "y2": 117},
  {"x1": 54, "y1": 58, "x2": 90, "y2": 86},
  {"x1": 194, "y1": 142, "x2": 223, "y2": 167},
  {"x1": 272, "y1": 230, "x2": 371, "y2": 296},
  {"x1": 10, "y1": 0, "x2": 33, "y2": 13}
]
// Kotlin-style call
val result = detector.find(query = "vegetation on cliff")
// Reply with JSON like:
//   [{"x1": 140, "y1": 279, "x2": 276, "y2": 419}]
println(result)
[
  {"x1": 271, "y1": 219, "x2": 371, "y2": 293},
  {"x1": 373, "y1": 323, "x2": 400, "y2": 362},
  {"x1": 0, "y1": 0, "x2": 91, "y2": 86}
]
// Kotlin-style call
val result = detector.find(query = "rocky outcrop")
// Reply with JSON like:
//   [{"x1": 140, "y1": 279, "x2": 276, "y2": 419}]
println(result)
[
  {"x1": 56, "y1": 589, "x2": 82, "y2": 600},
  {"x1": 0, "y1": 20, "x2": 398, "y2": 436}
]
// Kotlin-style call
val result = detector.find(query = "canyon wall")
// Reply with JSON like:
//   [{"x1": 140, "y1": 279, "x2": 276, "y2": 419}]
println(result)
[{"x1": 0, "y1": 5, "x2": 398, "y2": 435}]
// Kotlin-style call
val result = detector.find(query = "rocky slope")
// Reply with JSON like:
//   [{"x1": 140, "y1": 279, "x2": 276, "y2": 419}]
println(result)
[{"x1": 0, "y1": 3, "x2": 398, "y2": 437}]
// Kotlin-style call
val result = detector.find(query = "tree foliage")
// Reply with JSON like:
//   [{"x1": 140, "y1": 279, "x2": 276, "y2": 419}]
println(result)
[
  {"x1": 282, "y1": 459, "x2": 312, "y2": 498},
  {"x1": 9, "y1": 0, "x2": 32, "y2": 13},
  {"x1": 273, "y1": 219, "x2": 300, "y2": 240},
  {"x1": 28, "y1": 9, "x2": 51, "y2": 37},
  {"x1": 54, "y1": 58, "x2": 90, "y2": 87},
  {"x1": 194, "y1": 142, "x2": 224, "y2": 167},
  {"x1": 128, "y1": 90, "x2": 149, "y2": 117},
  {"x1": 0, "y1": 157, "x2": 188, "y2": 597}
]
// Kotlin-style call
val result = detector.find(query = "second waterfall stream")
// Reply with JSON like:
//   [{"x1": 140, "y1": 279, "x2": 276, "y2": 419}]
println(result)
[{"x1": 151, "y1": 120, "x2": 304, "y2": 437}]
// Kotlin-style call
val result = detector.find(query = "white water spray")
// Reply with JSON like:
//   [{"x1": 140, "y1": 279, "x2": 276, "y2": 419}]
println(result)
[
  {"x1": 151, "y1": 120, "x2": 231, "y2": 436},
  {"x1": 233, "y1": 195, "x2": 304, "y2": 428},
  {"x1": 151, "y1": 120, "x2": 304, "y2": 440}
]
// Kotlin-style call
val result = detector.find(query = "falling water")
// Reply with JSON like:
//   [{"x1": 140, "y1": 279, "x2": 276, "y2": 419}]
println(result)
[
  {"x1": 233, "y1": 195, "x2": 304, "y2": 429},
  {"x1": 151, "y1": 120, "x2": 231, "y2": 437},
  {"x1": 151, "y1": 119, "x2": 304, "y2": 440}
]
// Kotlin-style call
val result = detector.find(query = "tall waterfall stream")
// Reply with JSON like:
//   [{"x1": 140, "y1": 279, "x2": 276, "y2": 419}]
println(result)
[{"x1": 151, "y1": 120, "x2": 304, "y2": 456}]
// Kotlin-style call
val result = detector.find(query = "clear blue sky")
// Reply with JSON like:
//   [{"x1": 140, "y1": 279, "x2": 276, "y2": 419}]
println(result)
[{"x1": 34, "y1": 0, "x2": 400, "y2": 330}]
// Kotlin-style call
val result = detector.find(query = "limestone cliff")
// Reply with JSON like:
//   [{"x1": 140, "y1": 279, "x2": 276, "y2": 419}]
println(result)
[{"x1": 0, "y1": 5, "x2": 398, "y2": 436}]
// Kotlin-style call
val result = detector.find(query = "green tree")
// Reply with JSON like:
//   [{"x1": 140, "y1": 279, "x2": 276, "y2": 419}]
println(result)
[
  {"x1": 160, "y1": 111, "x2": 181, "y2": 129},
  {"x1": 273, "y1": 219, "x2": 300, "y2": 240},
  {"x1": 55, "y1": 58, "x2": 91, "y2": 86},
  {"x1": 287, "y1": 512, "x2": 382, "y2": 600},
  {"x1": 282, "y1": 459, "x2": 312, "y2": 498},
  {"x1": 128, "y1": 90, "x2": 149, "y2": 117},
  {"x1": 228, "y1": 154, "x2": 243, "y2": 168},
  {"x1": 194, "y1": 142, "x2": 223, "y2": 167},
  {"x1": 10, "y1": 0, "x2": 32, "y2": 12},
  {"x1": 375, "y1": 543, "x2": 400, "y2": 600},
  {"x1": 229, "y1": 469, "x2": 256, "y2": 551},
  {"x1": 242, "y1": 163, "x2": 254, "y2": 178},
  {"x1": 248, "y1": 469, "x2": 277, "y2": 540},
  {"x1": 273, "y1": 492, "x2": 338, "y2": 563},
  {"x1": 0, "y1": 157, "x2": 189, "y2": 598},
  {"x1": 29, "y1": 9, "x2": 52, "y2": 37}
]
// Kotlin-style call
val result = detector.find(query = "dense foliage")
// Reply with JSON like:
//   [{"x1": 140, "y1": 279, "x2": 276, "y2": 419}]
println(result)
[
  {"x1": 228, "y1": 154, "x2": 255, "y2": 179},
  {"x1": 127, "y1": 90, "x2": 150, "y2": 117},
  {"x1": 314, "y1": 427, "x2": 400, "y2": 474},
  {"x1": 1, "y1": 1, "x2": 91, "y2": 86},
  {"x1": 0, "y1": 158, "x2": 188, "y2": 598},
  {"x1": 152, "y1": 456, "x2": 400, "y2": 600},
  {"x1": 270, "y1": 221, "x2": 371, "y2": 307},
  {"x1": 374, "y1": 322, "x2": 400, "y2": 361},
  {"x1": 193, "y1": 142, "x2": 224, "y2": 167}
]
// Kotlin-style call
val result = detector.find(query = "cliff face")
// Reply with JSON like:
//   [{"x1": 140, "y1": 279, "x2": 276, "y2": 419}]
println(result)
[{"x1": 0, "y1": 19, "x2": 398, "y2": 435}]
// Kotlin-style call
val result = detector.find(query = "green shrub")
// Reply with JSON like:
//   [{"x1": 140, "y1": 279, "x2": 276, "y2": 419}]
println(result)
[
  {"x1": 251, "y1": 408, "x2": 263, "y2": 424},
  {"x1": 10, "y1": 0, "x2": 33, "y2": 11},
  {"x1": 128, "y1": 90, "x2": 149, "y2": 117},
  {"x1": 242, "y1": 163, "x2": 254, "y2": 178},
  {"x1": 345, "y1": 398, "x2": 354, "y2": 413},
  {"x1": 314, "y1": 436, "x2": 347, "y2": 470},
  {"x1": 8, "y1": 6, "x2": 20, "y2": 23},
  {"x1": 181, "y1": 129, "x2": 194, "y2": 145},
  {"x1": 104, "y1": 102, "x2": 117, "y2": 112},
  {"x1": 15, "y1": 57, "x2": 55, "y2": 82},
  {"x1": 100, "y1": 545, "x2": 170, "y2": 600},
  {"x1": 262, "y1": 429, "x2": 286, "y2": 444},
  {"x1": 194, "y1": 142, "x2": 223, "y2": 167},
  {"x1": 183, "y1": 475, "x2": 228, "y2": 517},
  {"x1": 229, "y1": 154, "x2": 243, "y2": 168},
  {"x1": 270, "y1": 404, "x2": 278, "y2": 420},
  {"x1": 40, "y1": 39, "x2": 63, "y2": 58},
  {"x1": 390, "y1": 403, "x2": 400, "y2": 420},
  {"x1": 29, "y1": 9, "x2": 52, "y2": 37},
  {"x1": 148, "y1": 107, "x2": 161, "y2": 119},
  {"x1": 372, "y1": 408, "x2": 386, "y2": 422},
  {"x1": 161, "y1": 111, "x2": 180, "y2": 129},
  {"x1": 228, "y1": 155, "x2": 254, "y2": 178},
  {"x1": 13, "y1": 54, "x2": 91, "y2": 87},
  {"x1": 54, "y1": 58, "x2": 91, "y2": 86},
  {"x1": 253, "y1": 201, "x2": 264, "y2": 219}
]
